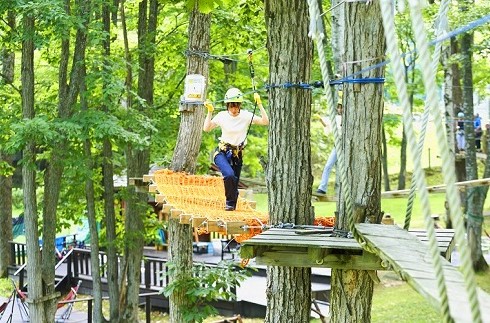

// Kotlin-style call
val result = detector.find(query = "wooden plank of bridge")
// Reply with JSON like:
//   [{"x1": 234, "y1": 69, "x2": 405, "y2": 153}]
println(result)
[
  {"x1": 381, "y1": 177, "x2": 490, "y2": 198},
  {"x1": 355, "y1": 223, "x2": 490, "y2": 323}
]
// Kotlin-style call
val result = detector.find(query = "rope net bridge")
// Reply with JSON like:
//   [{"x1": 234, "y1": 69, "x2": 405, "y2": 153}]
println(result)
[{"x1": 143, "y1": 169, "x2": 334, "y2": 243}]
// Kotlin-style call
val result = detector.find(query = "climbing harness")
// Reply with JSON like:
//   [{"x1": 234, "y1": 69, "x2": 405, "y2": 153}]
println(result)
[{"x1": 215, "y1": 141, "x2": 243, "y2": 167}]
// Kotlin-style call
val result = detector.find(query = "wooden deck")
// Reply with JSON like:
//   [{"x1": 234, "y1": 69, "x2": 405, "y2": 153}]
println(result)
[
  {"x1": 240, "y1": 226, "x2": 455, "y2": 269},
  {"x1": 240, "y1": 228, "x2": 381, "y2": 270},
  {"x1": 241, "y1": 224, "x2": 490, "y2": 322},
  {"x1": 356, "y1": 223, "x2": 490, "y2": 323}
]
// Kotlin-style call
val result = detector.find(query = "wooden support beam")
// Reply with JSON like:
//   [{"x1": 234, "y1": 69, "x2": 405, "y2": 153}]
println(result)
[
  {"x1": 381, "y1": 177, "x2": 490, "y2": 198},
  {"x1": 170, "y1": 209, "x2": 182, "y2": 220},
  {"x1": 155, "y1": 194, "x2": 165, "y2": 203},
  {"x1": 180, "y1": 214, "x2": 192, "y2": 224},
  {"x1": 226, "y1": 221, "x2": 247, "y2": 235},
  {"x1": 128, "y1": 177, "x2": 144, "y2": 186},
  {"x1": 162, "y1": 204, "x2": 173, "y2": 214},
  {"x1": 148, "y1": 184, "x2": 158, "y2": 193},
  {"x1": 254, "y1": 249, "x2": 382, "y2": 270},
  {"x1": 208, "y1": 221, "x2": 226, "y2": 233},
  {"x1": 143, "y1": 174, "x2": 154, "y2": 182},
  {"x1": 192, "y1": 217, "x2": 207, "y2": 228}
]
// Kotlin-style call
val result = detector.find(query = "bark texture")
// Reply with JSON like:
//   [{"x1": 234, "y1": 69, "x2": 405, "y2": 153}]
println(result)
[
  {"x1": 120, "y1": 0, "x2": 158, "y2": 321},
  {"x1": 0, "y1": 11, "x2": 15, "y2": 277},
  {"x1": 21, "y1": 13, "x2": 47, "y2": 322},
  {"x1": 170, "y1": 6, "x2": 210, "y2": 173},
  {"x1": 443, "y1": 37, "x2": 463, "y2": 227},
  {"x1": 101, "y1": 2, "x2": 119, "y2": 321},
  {"x1": 264, "y1": 1, "x2": 313, "y2": 322},
  {"x1": 460, "y1": 30, "x2": 488, "y2": 271},
  {"x1": 168, "y1": 4, "x2": 210, "y2": 322},
  {"x1": 331, "y1": 2, "x2": 385, "y2": 322}
]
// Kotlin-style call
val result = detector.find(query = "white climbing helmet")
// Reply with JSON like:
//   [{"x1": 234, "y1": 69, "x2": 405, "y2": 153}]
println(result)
[
  {"x1": 224, "y1": 88, "x2": 244, "y2": 103},
  {"x1": 457, "y1": 112, "x2": 464, "y2": 118}
]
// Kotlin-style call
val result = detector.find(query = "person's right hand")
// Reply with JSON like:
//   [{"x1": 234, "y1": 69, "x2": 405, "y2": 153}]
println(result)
[{"x1": 204, "y1": 100, "x2": 214, "y2": 113}]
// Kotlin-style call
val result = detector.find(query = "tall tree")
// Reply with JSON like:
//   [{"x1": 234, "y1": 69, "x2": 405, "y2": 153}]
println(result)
[
  {"x1": 264, "y1": 1, "x2": 313, "y2": 322},
  {"x1": 119, "y1": 0, "x2": 158, "y2": 321},
  {"x1": 0, "y1": 7, "x2": 15, "y2": 278},
  {"x1": 39, "y1": 0, "x2": 91, "y2": 319},
  {"x1": 21, "y1": 9, "x2": 46, "y2": 321},
  {"x1": 443, "y1": 37, "x2": 464, "y2": 228},
  {"x1": 79, "y1": 63, "x2": 105, "y2": 322},
  {"x1": 99, "y1": 0, "x2": 120, "y2": 321},
  {"x1": 332, "y1": 1, "x2": 385, "y2": 322},
  {"x1": 168, "y1": 1, "x2": 210, "y2": 321},
  {"x1": 460, "y1": 20, "x2": 488, "y2": 271}
]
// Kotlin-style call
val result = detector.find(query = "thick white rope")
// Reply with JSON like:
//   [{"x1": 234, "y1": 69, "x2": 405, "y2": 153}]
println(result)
[
  {"x1": 403, "y1": 0, "x2": 450, "y2": 230},
  {"x1": 307, "y1": 0, "x2": 362, "y2": 244},
  {"x1": 379, "y1": 0, "x2": 452, "y2": 320},
  {"x1": 407, "y1": 0, "x2": 482, "y2": 321}
]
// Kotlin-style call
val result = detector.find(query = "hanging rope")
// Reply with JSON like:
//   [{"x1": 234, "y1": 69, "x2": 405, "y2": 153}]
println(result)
[
  {"x1": 406, "y1": 0, "x2": 482, "y2": 321},
  {"x1": 307, "y1": 0, "x2": 365, "y2": 251},
  {"x1": 403, "y1": 0, "x2": 450, "y2": 230},
  {"x1": 379, "y1": 0, "x2": 453, "y2": 321},
  {"x1": 239, "y1": 49, "x2": 259, "y2": 148}
]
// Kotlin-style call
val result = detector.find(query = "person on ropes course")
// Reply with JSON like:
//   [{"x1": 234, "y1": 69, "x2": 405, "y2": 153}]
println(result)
[
  {"x1": 316, "y1": 103, "x2": 342, "y2": 196},
  {"x1": 203, "y1": 87, "x2": 269, "y2": 211}
]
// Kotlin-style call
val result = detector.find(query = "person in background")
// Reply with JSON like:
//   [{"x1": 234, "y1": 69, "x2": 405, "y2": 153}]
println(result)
[
  {"x1": 203, "y1": 88, "x2": 269, "y2": 211},
  {"x1": 482, "y1": 123, "x2": 490, "y2": 154},
  {"x1": 474, "y1": 113, "x2": 482, "y2": 152},
  {"x1": 456, "y1": 111, "x2": 465, "y2": 152},
  {"x1": 316, "y1": 103, "x2": 342, "y2": 195}
]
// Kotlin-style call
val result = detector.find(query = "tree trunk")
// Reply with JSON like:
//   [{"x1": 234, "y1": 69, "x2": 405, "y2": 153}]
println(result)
[
  {"x1": 264, "y1": 1, "x2": 313, "y2": 322},
  {"x1": 118, "y1": 1, "x2": 152, "y2": 321},
  {"x1": 101, "y1": 2, "x2": 120, "y2": 321},
  {"x1": 168, "y1": 3, "x2": 210, "y2": 322},
  {"x1": 332, "y1": 1, "x2": 385, "y2": 322},
  {"x1": 80, "y1": 63, "x2": 105, "y2": 323},
  {"x1": 460, "y1": 30, "x2": 488, "y2": 271},
  {"x1": 443, "y1": 37, "x2": 464, "y2": 227},
  {"x1": 398, "y1": 40, "x2": 416, "y2": 190},
  {"x1": 0, "y1": 153, "x2": 13, "y2": 278},
  {"x1": 398, "y1": 129, "x2": 407, "y2": 189},
  {"x1": 21, "y1": 12, "x2": 47, "y2": 322},
  {"x1": 381, "y1": 125, "x2": 390, "y2": 191},
  {"x1": 0, "y1": 11, "x2": 15, "y2": 277},
  {"x1": 41, "y1": 0, "x2": 90, "y2": 319}
]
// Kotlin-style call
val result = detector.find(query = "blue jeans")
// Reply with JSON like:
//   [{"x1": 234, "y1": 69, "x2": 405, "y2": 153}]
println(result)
[
  {"x1": 214, "y1": 151, "x2": 242, "y2": 208},
  {"x1": 318, "y1": 149, "x2": 337, "y2": 193}
]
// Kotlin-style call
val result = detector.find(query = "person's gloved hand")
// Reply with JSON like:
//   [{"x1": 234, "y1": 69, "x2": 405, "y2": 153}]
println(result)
[
  {"x1": 204, "y1": 100, "x2": 214, "y2": 113},
  {"x1": 254, "y1": 92, "x2": 262, "y2": 105}
]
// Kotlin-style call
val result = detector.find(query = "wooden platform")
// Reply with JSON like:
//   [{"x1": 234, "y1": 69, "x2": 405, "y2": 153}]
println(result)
[
  {"x1": 356, "y1": 223, "x2": 490, "y2": 323},
  {"x1": 241, "y1": 224, "x2": 490, "y2": 322},
  {"x1": 240, "y1": 225, "x2": 455, "y2": 270},
  {"x1": 240, "y1": 228, "x2": 381, "y2": 270}
]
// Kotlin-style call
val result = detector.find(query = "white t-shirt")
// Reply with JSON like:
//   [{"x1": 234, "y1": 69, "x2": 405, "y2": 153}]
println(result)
[{"x1": 212, "y1": 110, "x2": 257, "y2": 146}]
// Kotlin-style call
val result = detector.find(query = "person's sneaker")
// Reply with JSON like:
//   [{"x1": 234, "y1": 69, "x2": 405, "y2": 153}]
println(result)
[
  {"x1": 316, "y1": 189, "x2": 326, "y2": 195},
  {"x1": 224, "y1": 205, "x2": 235, "y2": 211}
]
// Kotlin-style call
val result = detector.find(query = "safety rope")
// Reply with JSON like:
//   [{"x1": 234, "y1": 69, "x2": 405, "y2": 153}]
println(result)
[
  {"x1": 379, "y1": 0, "x2": 453, "y2": 321},
  {"x1": 307, "y1": 0, "x2": 364, "y2": 251},
  {"x1": 403, "y1": 0, "x2": 450, "y2": 231},
  {"x1": 239, "y1": 49, "x2": 259, "y2": 149},
  {"x1": 406, "y1": 0, "x2": 481, "y2": 321}
]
